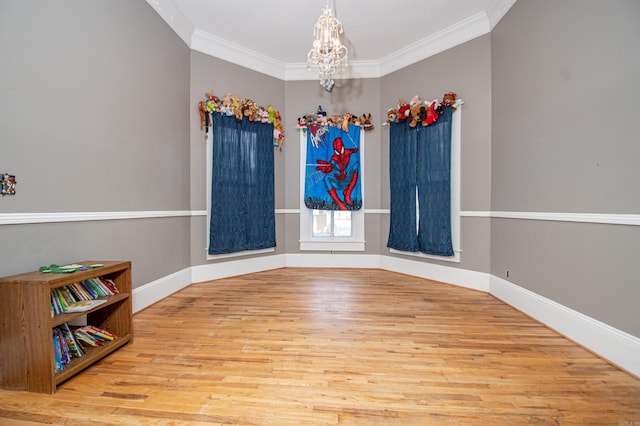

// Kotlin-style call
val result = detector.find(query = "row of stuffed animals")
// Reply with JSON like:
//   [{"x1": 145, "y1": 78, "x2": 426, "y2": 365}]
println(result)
[
  {"x1": 198, "y1": 90, "x2": 284, "y2": 148},
  {"x1": 385, "y1": 92, "x2": 464, "y2": 128},
  {"x1": 297, "y1": 106, "x2": 375, "y2": 133}
]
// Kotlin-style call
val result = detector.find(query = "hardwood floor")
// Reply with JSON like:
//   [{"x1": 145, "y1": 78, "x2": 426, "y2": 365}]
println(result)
[{"x1": 1, "y1": 268, "x2": 639, "y2": 425}]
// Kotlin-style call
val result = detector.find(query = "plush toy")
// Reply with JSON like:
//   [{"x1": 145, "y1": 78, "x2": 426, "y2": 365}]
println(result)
[
  {"x1": 363, "y1": 113, "x2": 374, "y2": 131},
  {"x1": 267, "y1": 105, "x2": 276, "y2": 125},
  {"x1": 386, "y1": 108, "x2": 397, "y2": 124},
  {"x1": 232, "y1": 96, "x2": 243, "y2": 121},
  {"x1": 260, "y1": 107, "x2": 270, "y2": 123},
  {"x1": 442, "y1": 92, "x2": 456, "y2": 107},
  {"x1": 198, "y1": 100, "x2": 207, "y2": 130},
  {"x1": 422, "y1": 100, "x2": 440, "y2": 127},
  {"x1": 274, "y1": 111, "x2": 284, "y2": 149},
  {"x1": 342, "y1": 112, "x2": 352, "y2": 132},
  {"x1": 408, "y1": 103, "x2": 425, "y2": 128},
  {"x1": 221, "y1": 92, "x2": 232, "y2": 115},
  {"x1": 241, "y1": 98, "x2": 259, "y2": 121},
  {"x1": 204, "y1": 90, "x2": 218, "y2": 113},
  {"x1": 396, "y1": 98, "x2": 410, "y2": 122}
]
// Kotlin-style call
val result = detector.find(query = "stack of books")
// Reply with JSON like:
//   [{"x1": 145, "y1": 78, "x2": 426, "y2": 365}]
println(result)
[
  {"x1": 53, "y1": 324, "x2": 117, "y2": 372},
  {"x1": 50, "y1": 278, "x2": 119, "y2": 315}
]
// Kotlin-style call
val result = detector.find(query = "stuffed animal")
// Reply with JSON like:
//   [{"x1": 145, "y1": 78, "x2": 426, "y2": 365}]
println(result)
[
  {"x1": 260, "y1": 107, "x2": 270, "y2": 123},
  {"x1": 408, "y1": 103, "x2": 425, "y2": 128},
  {"x1": 386, "y1": 108, "x2": 397, "y2": 124},
  {"x1": 422, "y1": 100, "x2": 440, "y2": 127},
  {"x1": 363, "y1": 113, "x2": 374, "y2": 131},
  {"x1": 232, "y1": 96, "x2": 243, "y2": 121},
  {"x1": 267, "y1": 105, "x2": 276, "y2": 125},
  {"x1": 342, "y1": 112, "x2": 352, "y2": 132},
  {"x1": 241, "y1": 98, "x2": 258, "y2": 121},
  {"x1": 396, "y1": 98, "x2": 410, "y2": 122},
  {"x1": 442, "y1": 92, "x2": 456, "y2": 107},
  {"x1": 198, "y1": 100, "x2": 207, "y2": 130},
  {"x1": 274, "y1": 111, "x2": 284, "y2": 149}
]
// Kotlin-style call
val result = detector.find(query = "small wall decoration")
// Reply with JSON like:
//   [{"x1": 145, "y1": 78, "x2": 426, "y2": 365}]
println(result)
[{"x1": 1, "y1": 173, "x2": 16, "y2": 196}]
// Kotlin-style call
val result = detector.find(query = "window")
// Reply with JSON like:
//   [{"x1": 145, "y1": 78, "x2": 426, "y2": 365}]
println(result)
[
  {"x1": 299, "y1": 129, "x2": 365, "y2": 251},
  {"x1": 388, "y1": 107, "x2": 462, "y2": 262},
  {"x1": 312, "y1": 210, "x2": 352, "y2": 237},
  {"x1": 206, "y1": 114, "x2": 275, "y2": 256}
]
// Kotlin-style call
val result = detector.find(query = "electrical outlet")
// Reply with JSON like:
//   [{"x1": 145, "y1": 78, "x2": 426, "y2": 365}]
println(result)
[{"x1": 506, "y1": 270, "x2": 510, "y2": 278}]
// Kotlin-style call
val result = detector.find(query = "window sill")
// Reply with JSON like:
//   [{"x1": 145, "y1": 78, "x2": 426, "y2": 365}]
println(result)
[
  {"x1": 389, "y1": 248, "x2": 461, "y2": 263},
  {"x1": 299, "y1": 240, "x2": 365, "y2": 252},
  {"x1": 207, "y1": 247, "x2": 275, "y2": 260}
]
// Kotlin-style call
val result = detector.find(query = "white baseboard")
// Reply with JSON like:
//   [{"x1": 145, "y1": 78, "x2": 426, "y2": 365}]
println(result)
[
  {"x1": 191, "y1": 254, "x2": 286, "y2": 284},
  {"x1": 490, "y1": 275, "x2": 640, "y2": 378},
  {"x1": 284, "y1": 253, "x2": 381, "y2": 269},
  {"x1": 130, "y1": 254, "x2": 639, "y2": 378},
  {"x1": 132, "y1": 267, "x2": 192, "y2": 313},
  {"x1": 380, "y1": 255, "x2": 490, "y2": 292}
]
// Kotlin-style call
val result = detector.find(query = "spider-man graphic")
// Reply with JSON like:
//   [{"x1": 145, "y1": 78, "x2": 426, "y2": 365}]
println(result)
[{"x1": 315, "y1": 137, "x2": 359, "y2": 210}]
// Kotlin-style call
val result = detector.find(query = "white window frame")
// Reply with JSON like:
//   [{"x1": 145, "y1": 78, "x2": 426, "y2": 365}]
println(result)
[
  {"x1": 389, "y1": 106, "x2": 461, "y2": 263},
  {"x1": 299, "y1": 129, "x2": 365, "y2": 251}
]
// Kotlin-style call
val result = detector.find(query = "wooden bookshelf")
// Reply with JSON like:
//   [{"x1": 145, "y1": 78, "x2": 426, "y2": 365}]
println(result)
[{"x1": 0, "y1": 261, "x2": 133, "y2": 394}]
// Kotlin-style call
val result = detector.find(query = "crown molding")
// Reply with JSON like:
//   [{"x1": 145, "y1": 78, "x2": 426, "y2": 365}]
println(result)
[
  {"x1": 486, "y1": 0, "x2": 519, "y2": 29},
  {"x1": 284, "y1": 60, "x2": 382, "y2": 81},
  {"x1": 190, "y1": 29, "x2": 287, "y2": 80},
  {"x1": 144, "y1": 0, "x2": 193, "y2": 47},
  {"x1": 147, "y1": 0, "x2": 518, "y2": 80}
]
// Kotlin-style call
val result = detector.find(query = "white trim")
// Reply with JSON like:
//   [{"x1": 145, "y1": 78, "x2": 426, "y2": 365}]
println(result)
[
  {"x1": 4, "y1": 210, "x2": 638, "y2": 226},
  {"x1": 276, "y1": 209, "x2": 299, "y2": 214},
  {"x1": 0, "y1": 211, "x2": 195, "y2": 225},
  {"x1": 131, "y1": 253, "x2": 639, "y2": 377},
  {"x1": 378, "y1": 12, "x2": 490, "y2": 77},
  {"x1": 486, "y1": 0, "x2": 519, "y2": 30},
  {"x1": 190, "y1": 29, "x2": 286, "y2": 80},
  {"x1": 490, "y1": 275, "x2": 640, "y2": 378},
  {"x1": 381, "y1": 255, "x2": 488, "y2": 291},
  {"x1": 491, "y1": 211, "x2": 640, "y2": 226},
  {"x1": 190, "y1": 253, "x2": 286, "y2": 284},
  {"x1": 284, "y1": 60, "x2": 382, "y2": 82},
  {"x1": 144, "y1": 0, "x2": 193, "y2": 47},
  {"x1": 152, "y1": 0, "x2": 515, "y2": 80},
  {"x1": 207, "y1": 247, "x2": 274, "y2": 261},
  {"x1": 388, "y1": 248, "x2": 461, "y2": 263},
  {"x1": 132, "y1": 266, "x2": 192, "y2": 313}
]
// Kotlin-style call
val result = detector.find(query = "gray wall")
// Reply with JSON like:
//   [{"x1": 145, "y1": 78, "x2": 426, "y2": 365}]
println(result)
[
  {"x1": 0, "y1": 1, "x2": 191, "y2": 286},
  {"x1": 491, "y1": 0, "x2": 640, "y2": 336}
]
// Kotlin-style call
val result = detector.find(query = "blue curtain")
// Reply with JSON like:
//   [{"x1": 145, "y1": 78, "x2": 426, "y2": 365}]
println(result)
[
  {"x1": 209, "y1": 114, "x2": 275, "y2": 255},
  {"x1": 387, "y1": 106, "x2": 453, "y2": 256}
]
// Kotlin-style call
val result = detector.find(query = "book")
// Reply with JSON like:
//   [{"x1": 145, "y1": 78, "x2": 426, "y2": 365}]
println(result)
[{"x1": 64, "y1": 299, "x2": 108, "y2": 313}]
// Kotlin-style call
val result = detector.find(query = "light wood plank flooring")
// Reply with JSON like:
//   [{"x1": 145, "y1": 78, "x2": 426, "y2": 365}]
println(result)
[{"x1": 1, "y1": 268, "x2": 639, "y2": 425}]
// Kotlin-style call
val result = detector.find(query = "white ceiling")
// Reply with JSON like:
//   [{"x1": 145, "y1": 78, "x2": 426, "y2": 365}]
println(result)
[{"x1": 146, "y1": 0, "x2": 517, "y2": 80}]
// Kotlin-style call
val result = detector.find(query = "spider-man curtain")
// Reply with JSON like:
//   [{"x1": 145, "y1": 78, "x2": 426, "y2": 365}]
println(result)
[
  {"x1": 304, "y1": 124, "x2": 361, "y2": 210},
  {"x1": 209, "y1": 114, "x2": 275, "y2": 255},
  {"x1": 387, "y1": 106, "x2": 453, "y2": 256}
]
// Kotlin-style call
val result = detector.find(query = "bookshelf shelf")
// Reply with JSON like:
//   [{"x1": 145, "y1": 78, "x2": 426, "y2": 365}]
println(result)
[{"x1": 0, "y1": 260, "x2": 133, "y2": 394}]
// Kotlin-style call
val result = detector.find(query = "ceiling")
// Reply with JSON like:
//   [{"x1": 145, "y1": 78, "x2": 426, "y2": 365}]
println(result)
[{"x1": 146, "y1": 0, "x2": 517, "y2": 80}]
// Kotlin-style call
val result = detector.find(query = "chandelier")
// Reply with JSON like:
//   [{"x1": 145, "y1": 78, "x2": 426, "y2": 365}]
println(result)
[{"x1": 307, "y1": 0, "x2": 348, "y2": 92}]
